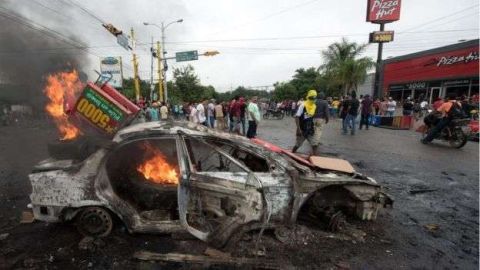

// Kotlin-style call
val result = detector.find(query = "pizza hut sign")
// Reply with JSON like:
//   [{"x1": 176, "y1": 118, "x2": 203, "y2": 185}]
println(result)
[
  {"x1": 366, "y1": 0, "x2": 402, "y2": 23},
  {"x1": 437, "y1": 51, "x2": 479, "y2": 67}
]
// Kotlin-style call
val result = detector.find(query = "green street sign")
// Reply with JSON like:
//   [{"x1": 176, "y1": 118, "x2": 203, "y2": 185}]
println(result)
[{"x1": 175, "y1": 50, "x2": 198, "y2": 62}]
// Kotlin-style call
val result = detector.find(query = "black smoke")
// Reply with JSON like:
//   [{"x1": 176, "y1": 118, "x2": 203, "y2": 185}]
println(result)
[{"x1": 0, "y1": 1, "x2": 90, "y2": 110}]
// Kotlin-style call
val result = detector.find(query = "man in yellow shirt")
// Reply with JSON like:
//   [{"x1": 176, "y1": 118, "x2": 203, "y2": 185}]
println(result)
[{"x1": 331, "y1": 98, "x2": 340, "y2": 118}]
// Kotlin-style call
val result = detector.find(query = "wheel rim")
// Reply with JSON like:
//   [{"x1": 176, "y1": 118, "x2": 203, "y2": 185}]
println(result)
[{"x1": 77, "y1": 207, "x2": 113, "y2": 237}]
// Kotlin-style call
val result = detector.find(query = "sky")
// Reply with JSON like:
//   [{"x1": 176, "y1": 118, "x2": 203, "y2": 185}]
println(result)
[{"x1": 3, "y1": 0, "x2": 479, "y2": 92}]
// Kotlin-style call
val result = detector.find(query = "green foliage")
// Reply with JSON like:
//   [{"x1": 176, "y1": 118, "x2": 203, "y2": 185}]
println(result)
[
  {"x1": 271, "y1": 38, "x2": 374, "y2": 100},
  {"x1": 320, "y1": 38, "x2": 375, "y2": 95},
  {"x1": 170, "y1": 65, "x2": 222, "y2": 103},
  {"x1": 273, "y1": 82, "x2": 296, "y2": 101},
  {"x1": 217, "y1": 86, "x2": 271, "y2": 102},
  {"x1": 119, "y1": 78, "x2": 151, "y2": 100}
]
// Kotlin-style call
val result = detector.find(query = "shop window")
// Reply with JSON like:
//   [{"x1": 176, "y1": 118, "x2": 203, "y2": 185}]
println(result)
[{"x1": 389, "y1": 90, "x2": 402, "y2": 101}]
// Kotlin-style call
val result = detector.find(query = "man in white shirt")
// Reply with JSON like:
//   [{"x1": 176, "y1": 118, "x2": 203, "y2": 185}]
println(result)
[
  {"x1": 190, "y1": 103, "x2": 198, "y2": 123},
  {"x1": 196, "y1": 100, "x2": 207, "y2": 126},
  {"x1": 386, "y1": 97, "x2": 397, "y2": 117}
]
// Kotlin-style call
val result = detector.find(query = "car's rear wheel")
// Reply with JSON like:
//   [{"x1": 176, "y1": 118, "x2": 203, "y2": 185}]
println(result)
[{"x1": 76, "y1": 207, "x2": 113, "y2": 237}]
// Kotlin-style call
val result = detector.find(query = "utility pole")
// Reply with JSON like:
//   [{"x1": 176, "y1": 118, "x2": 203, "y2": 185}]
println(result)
[
  {"x1": 131, "y1": 28, "x2": 141, "y2": 102},
  {"x1": 150, "y1": 36, "x2": 154, "y2": 101},
  {"x1": 157, "y1": 41, "x2": 164, "y2": 102},
  {"x1": 373, "y1": 23, "x2": 385, "y2": 99},
  {"x1": 161, "y1": 22, "x2": 168, "y2": 103}
]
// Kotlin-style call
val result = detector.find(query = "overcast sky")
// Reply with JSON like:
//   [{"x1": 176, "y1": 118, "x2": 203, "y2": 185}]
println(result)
[{"x1": 7, "y1": 0, "x2": 480, "y2": 92}]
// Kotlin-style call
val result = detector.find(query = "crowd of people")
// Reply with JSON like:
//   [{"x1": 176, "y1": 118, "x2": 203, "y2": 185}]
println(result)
[
  {"x1": 136, "y1": 96, "x2": 262, "y2": 139},
  {"x1": 133, "y1": 92, "x2": 478, "y2": 153}
]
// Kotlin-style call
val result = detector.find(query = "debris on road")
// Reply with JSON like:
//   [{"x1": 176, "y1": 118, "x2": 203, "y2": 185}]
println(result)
[
  {"x1": 409, "y1": 188, "x2": 438, "y2": 195},
  {"x1": 335, "y1": 261, "x2": 351, "y2": 269},
  {"x1": 424, "y1": 224, "x2": 440, "y2": 232},
  {"x1": 133, "y1": 250, "x2": 283, "y2": 269},
  {"x1": 204, "y1": 247, "x2": 231, "y2": 258},
  {"x1": 0, "y1": 233, "x2": 9, "y2": 240},
  {"x1": 78, "y1": 237, "x2": 94, "y2": 251},
  {"x1": 20, "y1": 211, "x2": 34, "y2": 224}
]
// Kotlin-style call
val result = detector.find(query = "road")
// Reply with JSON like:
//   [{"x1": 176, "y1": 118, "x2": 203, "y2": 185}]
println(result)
[
  {"x1": 0, "y1": 117, "x2": 478, "y2": 269},
  {"x1": 258, "y1": 116, "x2": 479, "y2": 269}
]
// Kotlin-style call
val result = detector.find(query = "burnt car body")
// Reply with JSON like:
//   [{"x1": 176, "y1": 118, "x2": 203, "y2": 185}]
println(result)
[{"x1": 29, "y1": 121, "x2": 392, "y2": 247}]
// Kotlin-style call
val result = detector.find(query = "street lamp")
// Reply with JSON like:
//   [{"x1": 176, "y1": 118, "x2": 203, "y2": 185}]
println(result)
[{"x1": 143, "y1": 19, "x2": 183, "y2": 103}]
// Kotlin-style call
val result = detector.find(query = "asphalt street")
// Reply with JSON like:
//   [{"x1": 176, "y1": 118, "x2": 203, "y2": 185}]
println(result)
[
  {"x1": 0, "y1": 118, "x2": 478, "y2": 269},
  {"x1": 258, "y1": 116, "x2": 479, "y2": 269}
]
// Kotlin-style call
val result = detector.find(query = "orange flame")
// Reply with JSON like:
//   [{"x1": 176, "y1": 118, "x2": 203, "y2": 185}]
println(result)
[
  {"x1": 137, "y1": 143, "x2": 179, "y2": 185},
  {"x1": 44, "y1": 70, "x2": 82, "y2": 140}
]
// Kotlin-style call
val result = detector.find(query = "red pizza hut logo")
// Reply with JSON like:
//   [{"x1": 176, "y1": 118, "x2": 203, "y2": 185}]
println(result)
[
  {"x1": 367, "y1": 0, "x2": 401, "y2": 23},
  {"x1": 437, "y1": 51, "x2": 479, "y2": 66}
]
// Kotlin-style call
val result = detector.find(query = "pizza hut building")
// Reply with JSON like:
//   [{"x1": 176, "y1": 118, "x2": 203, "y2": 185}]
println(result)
[{"x1": 381, "y1": 39, "x2": 479, "y2": 103}]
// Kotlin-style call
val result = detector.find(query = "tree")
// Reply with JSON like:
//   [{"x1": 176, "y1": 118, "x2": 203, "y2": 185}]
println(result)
[
  {"x1": 273, "y1": 82, "x2": 296, "y2": 101},
  {"x1": 120, "y1": 78, "x2": 150, "y2": 100},
  {"x1": 290, "y1": 67, "x2": 321, "y2": 99},
  {"x1": 172, "y1": 65, "x2": 204, "y2": 102},
  {"x1": 320, "y1": 38, "x2": 374, "y2": 95}
]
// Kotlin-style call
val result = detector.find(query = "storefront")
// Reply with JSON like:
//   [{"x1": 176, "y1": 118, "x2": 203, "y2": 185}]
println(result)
[{"x1": 381, "y1": 39, "x2": 479, "y2": 103}]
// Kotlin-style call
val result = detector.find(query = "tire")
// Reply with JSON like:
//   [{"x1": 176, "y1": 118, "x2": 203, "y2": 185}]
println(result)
[
  {"x1": 263, "y1": 113, "x2": 269, "y2": 120},
  {"x1": 47, "y1": 136, "x2": 99, "y2": 160},
  {"x1": 449, "y1": 129, "x2": 468, "y2": 148},
  {"x1": 76, "y1": 207, "x2": 114, "y2": 238}
]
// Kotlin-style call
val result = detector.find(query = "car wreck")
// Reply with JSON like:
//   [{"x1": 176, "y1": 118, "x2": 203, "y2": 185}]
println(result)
[{"x1": 29, "y1": 121, "x2": 393, "y2": 248}]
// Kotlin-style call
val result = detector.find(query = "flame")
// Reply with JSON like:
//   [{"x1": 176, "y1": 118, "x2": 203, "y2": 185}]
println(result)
[
  {"x1": 44, "y1": 70, "x2": 83, "y2": 140},
  {"x1": 137, "y1": 143, "x2": 179, "y2": 185}
]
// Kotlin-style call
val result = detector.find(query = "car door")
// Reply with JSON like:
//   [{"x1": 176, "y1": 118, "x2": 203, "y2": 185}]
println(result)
[{"x1": 177, "y1": 135, "x2": 264, "y2": 247}]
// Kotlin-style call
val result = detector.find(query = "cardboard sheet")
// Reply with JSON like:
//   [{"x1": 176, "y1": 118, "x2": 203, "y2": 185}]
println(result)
[{"x1": 309, "y1": 156, "x2": 355, "y2": 174}]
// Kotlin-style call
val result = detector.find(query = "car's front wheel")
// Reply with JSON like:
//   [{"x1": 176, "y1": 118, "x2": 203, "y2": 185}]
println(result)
[{"x1": 76, "y1": 207, "x2": 113, "y2": 237}]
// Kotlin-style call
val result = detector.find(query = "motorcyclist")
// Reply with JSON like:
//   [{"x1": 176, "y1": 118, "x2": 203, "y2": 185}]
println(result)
[{"x1": 421, "y1": 94, "x2": 463, "y2": 144}]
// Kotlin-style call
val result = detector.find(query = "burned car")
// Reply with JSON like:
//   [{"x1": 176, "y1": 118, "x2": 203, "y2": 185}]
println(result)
[{"x1": 29, "y1": 121, "x2": 392, "y2": 247}]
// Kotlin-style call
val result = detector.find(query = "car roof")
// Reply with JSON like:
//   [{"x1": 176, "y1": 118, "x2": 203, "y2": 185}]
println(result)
[{"x1": 114, "y1": 120, "x2": 252, "y2": 145}]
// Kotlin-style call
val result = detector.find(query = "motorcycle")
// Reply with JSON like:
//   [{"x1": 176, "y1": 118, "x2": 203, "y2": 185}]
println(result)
[
  {"x1": 421, "y1": 111, "x2": 470, "y2": 148},
  {"x1": 263, "y1": 109, "x2": 284, "y2": 120}
]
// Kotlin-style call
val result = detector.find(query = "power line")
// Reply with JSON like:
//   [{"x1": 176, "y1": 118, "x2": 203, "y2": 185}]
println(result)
[
  {"x1": 62, "y1": 0, "x2": 105, "y2": 24},
  {"x1": 29, "y1": 0, "x2": 106, "y2": 32},
  {"x1": 0, "y1": 7, "x2": 100, "y2": 60},
  {"x1": 207, "y1": 0, "x2": 320, "y2": 36},
  {"x1": 159, "y1": 29, "x2": 479, "y2": 44},
  {"x1": 398, "y1": 3, "x2": 479, "y2": 33}
]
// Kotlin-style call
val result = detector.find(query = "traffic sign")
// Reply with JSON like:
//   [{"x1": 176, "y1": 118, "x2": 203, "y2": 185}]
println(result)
[
  {"x1": 117, "y1": 33, "x2": 130, "y2": 51},
  {"x1": 176, "y1": 50, "x2": 198, "y2": 62}
]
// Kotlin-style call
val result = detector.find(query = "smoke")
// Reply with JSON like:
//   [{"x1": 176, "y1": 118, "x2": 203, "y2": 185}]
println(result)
[{"x1": 0, "y1": 1, "x2": 90, "y2": 108}]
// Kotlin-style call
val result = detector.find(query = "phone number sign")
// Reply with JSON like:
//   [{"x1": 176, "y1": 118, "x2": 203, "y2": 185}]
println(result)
[{"x1": 75, "y1": 86, "x2": 126, "y2": 134}]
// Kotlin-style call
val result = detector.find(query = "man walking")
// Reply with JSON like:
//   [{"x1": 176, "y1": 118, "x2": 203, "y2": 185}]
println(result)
[
  {"x1": 246, "y1": 96, "x2": 261, "y2": 138},
  {"x1": 160, "y1": 102, "x2": 169, "y2": 120},
  {"x1": 196, "y1": 100, "x2": 207, "y2": 126},
  {"x1": 292, "y1": 90, "x2": 321, "y2": 155},
  {"x1": 214, "y1": 100, "x2": 224, "y2": 130},
  {"x1": 207, "y1": 99, "x2": 215, "y2": 128},
  {"x1": 342, "y1": 91, "x2": 360, "y2": 135},
  {"x1": 359, "y1": 94, "x2": 373, "y2": 130}
]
